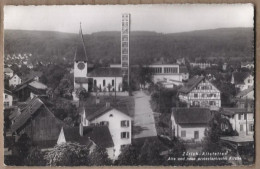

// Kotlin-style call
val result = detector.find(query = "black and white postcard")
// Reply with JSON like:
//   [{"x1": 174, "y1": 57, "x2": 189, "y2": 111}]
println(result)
[{"x1": 3, "y1": 4, "x2": 255, "y2": 166}]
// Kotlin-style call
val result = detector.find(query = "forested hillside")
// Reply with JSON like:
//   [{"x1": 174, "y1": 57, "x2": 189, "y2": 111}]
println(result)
[{"x1": 4, "y1": 27, "x2": 254, "y2": 66}]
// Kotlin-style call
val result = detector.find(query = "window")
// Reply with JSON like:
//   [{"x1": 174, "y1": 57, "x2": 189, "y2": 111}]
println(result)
[
  {"x1": 4, "y1": 102, "x2": 9, "y2": 107},
  {"x1": 194, "y1": 131, "x2": 199, "y2": 139},
  {"x1": 5, "y1": 95, "x2": 7, "y2": 99},
  {"x1": 121, "y1": 132, "x2": 130, "y2": 139},
  {"x1": 94, "y1": 80, "x2": 97, "y2": 87},
  {"x1": 109, "y1": 114, "x2": 113, "y2": 117},
  {"x1": 248, "y1": 79, "x2": 251, "y2": 83},
  {"x1": 240, "y1": 124, "x2": 244, "y2": 131},
  {"x1": 202, "y1": 94, "x2": 205, "y2": 98},
  {"x1": 249, "y1": 124, "x2": 254, "y2": 132},
  {"x1": 100, "y1": 121, "x2": 109, "y2": 126},
  {"x1": 238, "y1": 114, "x2": 242, "y2": 120},
  {"x1": 103, "y1": 80, "x2": 106, "y2": 87},
  {"x1": 121, "y1": 120, "x2": 130, "y2": 127},
  {"x1": 194, "y1": 94, "x2": 198, "y2": 98},
  {"x1": 112, "y1": 80, "x2": 114, "y2": 86},
  {"x1": 181, "y1": 131, "x2": 186, "y2": 137},
  {"x1": 244, "y1": 113, "x2": 247, "y2": 120},
  {"x1": 209, "y1": 101, "x2": 215, "y2": 106}
]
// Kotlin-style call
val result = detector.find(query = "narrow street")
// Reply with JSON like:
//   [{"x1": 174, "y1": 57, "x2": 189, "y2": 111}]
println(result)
[{"x1": 132, "y1": 91, "x2": 157, "y2": 139}]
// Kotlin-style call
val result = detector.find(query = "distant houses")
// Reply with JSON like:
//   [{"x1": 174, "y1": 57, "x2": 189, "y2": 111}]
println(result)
[
  {"x1": 171, "y1": 107, "x2": 213, "y2": 142},
  {"x1": 190, "y1": 62, "x2": 211, "y2": 69},
  {"x1": 4, "y1": 89, "x2": 13, "y2": 108},
  {"x1": 241, "y1": 62, "x2": 254, "y2": 69},
  {"x1": 178, "y1": 75, "x2": 221, "y2": 109},
  {"x1": 231, "y1": 72, "x2": 254, "y2": 91},
  {"x1": 80, "y1": 102, "x2": 132, "y2": 159}
]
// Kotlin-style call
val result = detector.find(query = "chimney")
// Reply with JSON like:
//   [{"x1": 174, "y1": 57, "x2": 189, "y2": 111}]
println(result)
[
  {"x1": 79, "y1": 123, "x2": 83, "y2": 136},
  {"x1": 106, "y1": 102, "x2": 110, "y2": 108}
]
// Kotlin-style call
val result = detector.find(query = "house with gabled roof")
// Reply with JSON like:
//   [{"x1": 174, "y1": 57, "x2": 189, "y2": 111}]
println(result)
[
  {"x1": 178, "y1": 75, "x2": 221, "y2": 109},
  {"x1": 9, "y1": 74, "x2": 22, "y2": 87},
  {"x1": 235, "y1": 86, "x2": 254, "y2": 100},
  {"x1": 4, "y1": 67, "x2": 14, "y2": 78},
  {"x1": 79, "y1": 102, "x2": 132, "y2": 159},
  {"x1": 13, "y1": 78, "x2": 48, "y2": 102},
  {"x1": 171, "y1": 107, "x2": 213, "y2": 142},
  {"x1": 10, "y1": 97, "x2": 66, "y2": 151},
  {"x1": 57, "y1": 125, "x2": 115, "y2": 159},
  {"x1": 231, "y1": 72, "x2": 254, "y2": 91}
]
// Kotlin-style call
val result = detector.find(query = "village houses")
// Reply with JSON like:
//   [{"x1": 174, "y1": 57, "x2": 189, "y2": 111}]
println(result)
[
  {"x1": 9, "y1": 74, "x2": 22, "y2": 87},
  {"x1": 178, "y1": 75, "x2": 221, "y2": 109},
  {"x1": 231, "y1": 72, "x2": 254, "y2": 91}
]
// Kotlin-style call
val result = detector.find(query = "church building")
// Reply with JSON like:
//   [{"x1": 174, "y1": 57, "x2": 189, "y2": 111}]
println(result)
[{"x1": 72, "y1": 24, "x2": 123, "y2": 101}]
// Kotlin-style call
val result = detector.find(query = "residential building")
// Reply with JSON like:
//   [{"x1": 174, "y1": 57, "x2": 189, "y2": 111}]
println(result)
[
  {"x1": 79, "y1": 102, "x2": 132, "y2": 159},
  {"x1": 10, "y1": 97, "x2": 66, "y2": 151},
  {"x1": 178, "y1": 75, "x2": 221, "y2": 109},
  {"x1": 4, "y1": 67, "x2": 14, "y2": 78},
  {"x1": 231, "y1": 72, "x2": 254, "y2": 91},
  {"x1": 4, "y1": 89, "x2": 13, "y2": 108},
  {"x1": 221, "y1": 108, "x2": 254, "y2": 136},
  {"x1": 235, "y1": 86, "x2": 254, "y2": 100},
  {"x1": 171, "y1": 107, "x2": 213, "y2": 142},
  {"x1": 9, "y1": 74, "x2": 22, "y2": 87},
  {"x1": 57, "y1": 125, "x2": 114, "y2": 159},
  {"x1": 13, "y1": 79, "x2": 48, "y2": 102}
]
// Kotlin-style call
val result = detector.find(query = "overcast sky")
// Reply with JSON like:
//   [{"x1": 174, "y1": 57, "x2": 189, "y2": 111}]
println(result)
[{"x1": 4, "y1": 4, "x2": 254, "y2": 34}]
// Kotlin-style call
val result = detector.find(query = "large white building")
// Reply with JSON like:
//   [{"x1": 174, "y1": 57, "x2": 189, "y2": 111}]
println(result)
[
  {"x1": 79, "y1": 103, "x2": 132, "y2": 159},
  {"x1": 178, "y1": 75, "x2": 221, "y2": 109}
]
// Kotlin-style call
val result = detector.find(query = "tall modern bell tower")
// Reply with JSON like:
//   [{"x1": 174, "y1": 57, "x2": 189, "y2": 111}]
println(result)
[{"x1": 121, "y1": 13, "x2": 130, "y2": 91}]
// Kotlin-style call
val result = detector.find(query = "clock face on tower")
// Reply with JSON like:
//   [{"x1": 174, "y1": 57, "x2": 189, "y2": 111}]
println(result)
[{"x1": 77, "y1": 63, "x2": 85, "y2": 70}]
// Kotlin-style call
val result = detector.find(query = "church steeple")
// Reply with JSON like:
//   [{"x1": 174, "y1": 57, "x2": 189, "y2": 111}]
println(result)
[{"x1": 75, "y1": 22, "x2": 88, "y2": 62}]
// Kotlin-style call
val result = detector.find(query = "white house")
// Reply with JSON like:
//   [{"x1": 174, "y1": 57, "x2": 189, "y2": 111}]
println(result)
[
  {"x1": 235, "y1": 86, "x2": 254, "y2": 100},
  {"x1": 231, "y1": 72, "x2": 254, "y2": 91},
  {"x1": 178, "y1": 75, "x2": 221, "y2": 109},
  {"x1": 241, "y1": 62, "x2": 254, "y2": 69},
  {"x1": 171, "y1": 107, "x2": 213, "y2": 142},
  {"x1": 57, "y1": 125, "x2": 115, "y2": 159},
  {"x1": 80, "y1": 103, "x2": 132, "y2": 159},
  {"x1": 4, "y1": 89, "x2": 13, "y2": 108},
  {"x1": 190, "y1": 62, "x2": 211, "y2": 69},
  {"x1": 9, "y1": 74, "x2": 22, "y2": 87},
  {"x1": 221, "y1": 108, "x2": 254, "y2": 136},
  {"x1": 4, "y1": 67, "x2": 14, "y2": 78}
]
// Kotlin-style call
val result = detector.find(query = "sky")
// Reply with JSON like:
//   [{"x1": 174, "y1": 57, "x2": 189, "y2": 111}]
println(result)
[{"x1": 4, "y1": 4, "x2": 254, "y2": 34}]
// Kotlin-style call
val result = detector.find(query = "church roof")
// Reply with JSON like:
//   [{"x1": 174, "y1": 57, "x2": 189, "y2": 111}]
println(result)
[
  {"x1": 75, "y1": 25, "x2": 88, "y2": 62},
  {"x1": 88, "y1": 67, "x2": 122, "y2": 77}
]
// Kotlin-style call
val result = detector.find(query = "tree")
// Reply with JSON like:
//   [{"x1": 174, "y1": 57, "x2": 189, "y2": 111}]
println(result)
[
  {"x1": 24, "y1": 147, "x2": 46, "y2": 166},
  {"x1": 117, "y1": 145, "x2": 138, "y2": 166},
  {"x1": 138, "y1": 140, "x2": 164, "y2": 165},
  {"x1": 88, "y1": 146, "x2": 112, "y2": 166},
  {"x1": 44, "y1": 142, "x2": 89, "y2": 166}
]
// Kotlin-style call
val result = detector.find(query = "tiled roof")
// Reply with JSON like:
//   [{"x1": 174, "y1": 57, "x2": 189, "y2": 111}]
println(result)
[
  {"x1": 221, "y1": 108, "x2": 251, "y2": 117},
  {"x1": 84, "y1": 103, "x2": 130, "y2": 121},
  {"x1": 11, "y1": 97, "x2": 44, "y2": 132},
  {"x1": 4, "y1": 67, "x2": 13, "y2": 73},
  {"x1": 88, "y1": 68, "x2": 122, "y2": 77},
  {"x1": 29, "y1": 81, "x2": 47, "y2": 90},
  {"x1": 75, "y1": 77, "x2": 89, "y2": 84},
  {"x1": 236, "y1": 86, "x2": 254, "y2": 98},
  {"x1": 172, "y1": 107, "x2": 212, "y2": 125},
  {"x1": 33, "y1": 140, "x2": 58, "y2": 149},
  {"x1": 232, "y1": 72, "x2": 251, "y2": 84},
  {"x1": 63, "y1": 126, "x2": 114, "y2": 148},
  {"x1": 178, "y1": 76, "x2": 205, "y2": 94},
  {"x1": 179, "y1": 66, "x2": 188, "y2": 73},
  {"x1": 4, "y1": 89, "x2": 12, "y2": 95}
]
